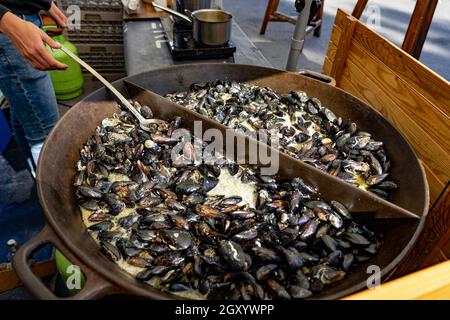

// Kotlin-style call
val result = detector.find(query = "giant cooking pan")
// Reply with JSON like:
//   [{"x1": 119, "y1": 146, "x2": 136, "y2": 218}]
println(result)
[{"x1": 13, "y1": 64, "x2": 429, "y2": 300}]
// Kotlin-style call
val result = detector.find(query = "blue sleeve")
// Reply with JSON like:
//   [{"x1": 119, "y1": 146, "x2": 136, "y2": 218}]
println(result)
[{"x1": 0, "y1": 4, "x2": 11, "y2": 20}]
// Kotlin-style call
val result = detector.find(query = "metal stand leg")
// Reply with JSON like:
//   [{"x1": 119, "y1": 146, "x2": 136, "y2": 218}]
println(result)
[{"x1": 286, "y1": 0, "x2": 313, "y2": 71}]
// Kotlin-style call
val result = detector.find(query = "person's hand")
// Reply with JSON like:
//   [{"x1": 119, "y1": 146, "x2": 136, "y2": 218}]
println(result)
[
  {"x1": 47, "y1": 1, "x2": 67, "y2": 28},
  {"x1": 0, "y1": 12, "x2": 67, "y2": 70}
]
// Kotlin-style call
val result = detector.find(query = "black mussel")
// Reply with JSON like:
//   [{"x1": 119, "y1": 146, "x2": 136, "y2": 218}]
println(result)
[
  {"x1": 232, "y1": 225, "x2": 259, "y2": 242},
  {"x1": 253, "y1": 247, "x2": 280, "y2": 263},
  {"x1": 288, "y1": 285, "x2": 312, "y2": 299},
  {"x1": 278, "y1": 247, "x2": 303, "y2": 270},
  {"x1": 160, "y1": 229, "x2": 193, "y2": 251},
  {"x1": 88, "y1": 211, "x2": 113, "y2": 222},
  {"x1": 105, "y1": 193, "x2": 126, "y2": 215},
  {"x1": 81, "y1": 199, "x2": 100, "y2": 211},
  {"x1": 176, "y1": 180, "x2": 202, "y2": 195},
  {"x1": 118, "y1": 214, "x2": 141, "y2": 229},
  {"x1": 366, "y1": 173, "x2": 389, "y2": 186},
  {"x1": 305, "y1": 200, "x2": 331, "y2": 211},
  {"x1": 344, "y1": 232, "x2": 371, "y2": 246},
  {"x1": 77, "y1": 185, "x2": 102, "y2": 199},
  {"x1": 342, "y1": 253, "x2": 354, "y2": 271},
  {"x1": 310, "y1": 264, "x2": 346, "y2": 284},
  {"x1": 196, "y1": 205, "x2": 225, "y2": 219},
  {"x1": 321, "y1": 234, "x2": 338, "y2": 252},
  {"x1": 326, "y1": 250, "x2": 343, "y2": 267},
  {"x1": 140, "y1": 105, "x2": 154, "y2": 119},
  {"x1": 256, "y1": 264, "x2": 278, "y2": 281},
  {"x1": 202, "y1": 177, "x2": 219, "y2": 192},
  {"x1": 100, "y1": 241, "x2": 121, "y2": 262},
  {"x1": 376, "y1": 180, "x2": 398, "y2": 190},
  {"x1": 128, "y1": 256, "x2": 154, "y2": 268},
  {"x1": 88, "y1": 221, "x2": 113, "y2": 232},
  {"x1": 218, "y1": 240, "x2": 248, "y2": 272},
  {"x1": 330, "y1": 200, "x2": 352, "y2": 219},
  {"x1": 136, "y1": 228, "x2": 157, "y2": 241},
  {"x1": 300, "y1": 219, "x2": 320, "y2": 240},
  {"x1": 266, "y1": 279, "x2": 291, "y2": 300},
  {"x1": 165, "y1": 198, "x2": 187, "y2": 211},
  {"x1": 116, "y1": 239, "x2": 142, "y2": 259},
  {"x1": 98, "y1": 230, "x2": 122, "y2": 242}
]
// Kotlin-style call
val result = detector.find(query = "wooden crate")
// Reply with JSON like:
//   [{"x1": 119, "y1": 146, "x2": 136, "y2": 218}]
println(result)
[{"x1": 323, "y1": 9, "x2": 450, "y2": 275}]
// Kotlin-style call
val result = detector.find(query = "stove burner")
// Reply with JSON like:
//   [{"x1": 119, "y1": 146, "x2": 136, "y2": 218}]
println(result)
[{"x1": 161, "y1": 16, "x2": 236, "y2": 61}]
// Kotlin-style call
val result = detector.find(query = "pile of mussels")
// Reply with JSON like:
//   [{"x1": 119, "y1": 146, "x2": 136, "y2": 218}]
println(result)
[
  {"x1": 74, "y1": 104, "x2": 381, "y2": 300},
  {"x1": 166, "y1": 81, "x2": 398, "y2": 199}
]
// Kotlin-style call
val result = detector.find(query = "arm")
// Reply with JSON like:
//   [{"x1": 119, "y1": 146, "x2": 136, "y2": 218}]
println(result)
[{"x1": 0, "y1": 2, "x2": 67, "y2": 70}]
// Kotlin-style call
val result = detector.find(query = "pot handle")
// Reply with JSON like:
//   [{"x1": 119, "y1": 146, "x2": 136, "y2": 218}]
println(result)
[
  {"x1": 13, "y1": 224, "x2": 122, "y2": 300},
  {"x1": 299, "y1": 70, "x2": 336, "y2": 86}
]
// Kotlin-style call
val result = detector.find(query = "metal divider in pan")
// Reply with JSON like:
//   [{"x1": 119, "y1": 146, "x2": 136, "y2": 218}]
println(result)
[{"x1": 123, "y1": 80, "x2": 419, "y2": 220}]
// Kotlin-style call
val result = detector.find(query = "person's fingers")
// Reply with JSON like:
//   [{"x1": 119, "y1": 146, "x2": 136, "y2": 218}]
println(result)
[
  {"x1": 49, "y1": 5, "x2": 68, "y2": 28},
  {"x1": 38, "y1": 45, "x2": 68, "y2": 70},
  {"x1": 19, "y1": 44, "x2": 48, "y2": 70},
  {"x1": 26, "y1": 54, "x2": 46, "y2": 70},
  {"x1": 41, "y1": 30, "x2": 61, "y2": 49},
  {"x1": 56, "y1": 10, "x2": 68, "y2": 28}
]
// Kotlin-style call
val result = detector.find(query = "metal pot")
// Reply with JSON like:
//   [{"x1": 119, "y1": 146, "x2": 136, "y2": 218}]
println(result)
[
  {"x1": 153, "y1": 2, "x2": 232, "y2": 47},
  {"x1": 175, "y1": 0, "x2": 212, "y2": 12},
  {"x1": 13, "y1": 64, "x2": 428, "y2": 300}
]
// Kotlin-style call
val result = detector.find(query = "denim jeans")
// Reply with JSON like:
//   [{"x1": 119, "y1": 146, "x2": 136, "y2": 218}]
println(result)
[{"x1": 0, "y1": 13, "x2": 59, "y2": 164}]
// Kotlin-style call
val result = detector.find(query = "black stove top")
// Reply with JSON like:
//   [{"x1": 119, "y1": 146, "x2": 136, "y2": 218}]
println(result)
[{"x1": 160, "y1": 16, "x2": 236, "y2": 61}]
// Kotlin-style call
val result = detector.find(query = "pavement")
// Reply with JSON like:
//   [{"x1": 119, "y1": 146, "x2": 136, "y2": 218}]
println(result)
[{"x1": 222, "y1": 0, "x2": 450, "y2": 80}]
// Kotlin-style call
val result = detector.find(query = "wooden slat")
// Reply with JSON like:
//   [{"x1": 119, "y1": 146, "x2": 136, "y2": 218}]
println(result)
[
  {"x1": 326, "y1": 8, "x2": 449, "y2": 277},
  {"x1": 347, "y1": 41, "x2": 450, "y2": 154},
  {"x1": 326, "y1": 33, "x2": 338, "y2": 62},
  {"x1": 338, "y1": 60, "x2": 450, "y2": 191},
  {"x1": 334, "y1": 9, "x2": 450, "y2": 117},
  {"x1": 322, "y1": 57, "x2": 333, "y2": 75},
  {"x1": 421, "y1": 162, "x2": 446, "y2": 204},
  {"x1": 0, "y1": 260, "x2": 56, "y2": 293},
  {"x1": 344, "y1": 260, "x2": 450, "y2": 300},
  {"x1": 395, "y1": 185, "x2": 450, "y2": 276},
  {"x1": 329, "y1": 15, "x2": 358, "y2": 83}
]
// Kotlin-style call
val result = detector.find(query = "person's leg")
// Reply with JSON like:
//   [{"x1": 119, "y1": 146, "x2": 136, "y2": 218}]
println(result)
[{"x1": 0, "y1": 13, "x2": 59, "y2": 165}]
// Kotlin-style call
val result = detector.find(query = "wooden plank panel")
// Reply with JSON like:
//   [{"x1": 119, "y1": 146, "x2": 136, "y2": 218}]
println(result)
[
  {"x1": 394, "y1": 184, "x2": 449, "y2": 276},
  {"x1": 340, "y1": 56, "x2": 450, "y2": 182},
  {"x1": 421, "y1": 162, "x2": 446, "y2": 203},
  {"x1": 339, "y1": 76, "x2": 444, "y2": 203},
  {"x1": 344, "y1": 260, "x2": 450, "y2": 300},
  {"x1": 329, "y1": 24, "x2": 342, "y2": 47},
  {"x1": 326, "y1": 41, "x2": 337, "y2": 64},
  {"x1": 348, "y1": 42, "x2": 450, "y2": 153},
  {"x1": 338, "y1": 61, "x2": 450, "y2": 188},
  {"x1": 322, "y1": 57, "x2": 333, "y2": 75},
  {"x1": 0, "y1": 260, "x2": 56, "y2": 293},
  {"x1": 335, "y1": 10, "x2": 450, "y2": 116},
  {"x1": 329, "y1": 16, "x2": 357, "y2": 82}
]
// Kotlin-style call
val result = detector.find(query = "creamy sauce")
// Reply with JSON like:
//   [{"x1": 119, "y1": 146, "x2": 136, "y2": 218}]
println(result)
[
  {"x1": 116, "y1": 259, "x2": 145, "y2": 277},
  {"x1": 355, "y1": 175, "x2": 368, "y2": 190},
  {"x1": 207, "y1": 169, "x2": 257, "y2": 208}
]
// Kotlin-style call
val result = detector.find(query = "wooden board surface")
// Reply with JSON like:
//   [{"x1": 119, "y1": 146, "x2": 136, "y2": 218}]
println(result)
[
  {"x1": 123, "y1": 0, "x2": 172, "y2": 21},
  {"x1": 344, "y1": 260, "x2": 450, "y2": 299},
  {"x1": 0, "y1": 260, "x2": 56, "y2": 293},
  {"x1": 323, "y1": 9, "x2": 450, "y2": 276},
  {"x1": 324, "y1": 9, "x2": 450, "y2": 205}
]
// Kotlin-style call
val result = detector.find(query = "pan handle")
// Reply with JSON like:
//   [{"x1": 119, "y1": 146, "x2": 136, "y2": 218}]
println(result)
[
  {"x1": 299, "y1": 69, "x2": 336, "y2": 86},
  {"x1": 13, "y1": 224, "x2": 123, "y2": 300}
]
